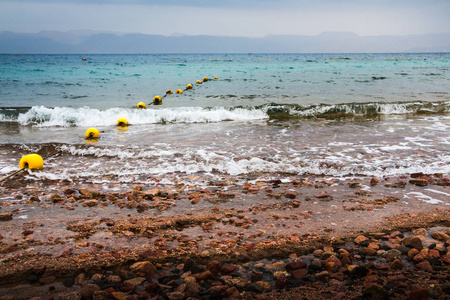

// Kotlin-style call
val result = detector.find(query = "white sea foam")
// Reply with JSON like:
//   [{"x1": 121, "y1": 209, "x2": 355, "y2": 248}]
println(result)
[
  {"x1": 407, "y1": 192, "x2": 443, "y2": 204},
  {"x1": 16, "y1": 106, "x2": 268, "y2": 127}
]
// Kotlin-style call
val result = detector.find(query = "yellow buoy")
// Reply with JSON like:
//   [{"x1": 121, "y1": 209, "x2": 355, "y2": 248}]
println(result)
[
  {"x1": 153, "y1": 96, "x2": 162, "y2": 103},
  {"x1": 19, "y1": 154, "x2": 44, "y2": 170},
  {"x1": 117, "y1": 117, "x2": 128, "y2": 127},
  {"x1": 175, "y1": 89, "x2": 183, "y2": 94},
  {"x1": 85, "y1": 128, "x2": 100, "y2": 139},
  {"x1": 203, "y1": 77, "x2": 209, "y2": 82},
  {"x1": 166, "y1": 89, "x2": 173, "y2": 95},
  {"x1": 213, "y1": 77, "x2": 218, "y2": 80},
  {"x1": 186, "y1": 84, "x2": 193, "y2": 89},
  {"x1": 196, "y1": 80, "x2": 202, "y2": 84},
  {"x1": 137, "y1": 102, "x2": 146, "y2": 109}
]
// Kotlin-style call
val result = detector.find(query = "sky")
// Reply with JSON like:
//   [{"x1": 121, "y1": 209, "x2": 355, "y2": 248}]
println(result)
[{"x1": 0, "y1": 0, "x2": 449, "y2": 37}]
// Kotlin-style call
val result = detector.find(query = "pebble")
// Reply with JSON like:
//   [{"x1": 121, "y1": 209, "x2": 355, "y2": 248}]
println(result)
[
  {"x1": 84, "y1": 199, "x2": 98, "y2": 207},
  {"x1": 80, "y1": 284, "x2": 100, "y2": 298},
  {"x1": 123, "y1": 277, "x2": 145, "y2": 286},
  {"x1": 291, "y1": 268, "x2": 308, "y2": 279},
  {"x1": 285, "y1": 260, "x2": 306, "y2": 271},
  {"x1": 0, "y1": 212, "x2": 13, "y2": 221},
  {"x1": 354, "y1": 235, "x2": 369, "y2": 244},
  {"x1": 130, "y1": 261, "x2": 156, "y2": 274},
  {"x1": 382, "y1": 249, "x2": 402, "y2": 259},
  {"x1": 402, "y1": 236, "x2": 423, "y2": 250},
  {"x1": 431, "y1": 231, "x2": 449, "y2": 242},
  {"x1": 220, "y1": 265, "x2": 237, "y2": 274},
  {"x1": 412, "y1": 228, "x2": 428, "y2": 236}
]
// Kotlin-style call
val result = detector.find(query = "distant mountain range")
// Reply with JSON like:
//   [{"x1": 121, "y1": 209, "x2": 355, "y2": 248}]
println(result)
[{"x1": 1, "y1": 30, "x2": 449, "y2": 54}]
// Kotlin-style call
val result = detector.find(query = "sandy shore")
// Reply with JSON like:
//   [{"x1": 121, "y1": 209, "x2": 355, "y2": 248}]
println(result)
[{"x1": 0, "y1": 171, "x2": 449, "y2": 299}]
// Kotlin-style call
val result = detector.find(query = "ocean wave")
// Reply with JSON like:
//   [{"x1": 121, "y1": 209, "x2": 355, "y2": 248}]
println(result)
[
  {"x1": 13, "y1": 105, "x2": 268, "y2": 127},
  {"x1": 13, "y1": 144, "x2": 450, "y2": 181},
  {"x1": 1, "y1": 100, "x2": 449, "y2": 127},
  {"x1": 263, "y1": 100, "x2": 450, "y2": 119}
]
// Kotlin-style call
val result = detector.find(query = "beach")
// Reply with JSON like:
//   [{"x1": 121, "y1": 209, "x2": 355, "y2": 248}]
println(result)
[
  {"x1": 0, "y1": 53, "x2": 450, "y2": 299},
  {"x1": 0, "y1": 171, "x2": 450, "y2": 299}
]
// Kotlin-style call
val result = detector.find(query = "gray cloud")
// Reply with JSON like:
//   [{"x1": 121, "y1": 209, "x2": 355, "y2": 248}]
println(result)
[{"x1": 0, "y1": 0, "x2": 449, "y2": 36}]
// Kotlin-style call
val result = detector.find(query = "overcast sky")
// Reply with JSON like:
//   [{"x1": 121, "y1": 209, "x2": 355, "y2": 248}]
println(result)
[{"x1": 1, "y1": 0, "x2": 449, "y2": 37}]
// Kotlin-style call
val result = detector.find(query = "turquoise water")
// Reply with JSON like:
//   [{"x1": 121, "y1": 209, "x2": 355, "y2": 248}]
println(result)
[
  {"x1": 0, "y1": 53, "x2": 449, "y2": 184},
  {"x1": 1, "y1": 53, "x2": 449, "y2": 109}
]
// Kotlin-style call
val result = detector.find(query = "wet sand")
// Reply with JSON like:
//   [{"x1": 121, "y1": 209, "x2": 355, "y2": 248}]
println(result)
[{"x1": 0, "y1": 171, "x2": 449, "y2": 299}]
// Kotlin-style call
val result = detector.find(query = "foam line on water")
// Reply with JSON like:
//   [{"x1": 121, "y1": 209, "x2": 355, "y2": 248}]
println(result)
[{"x1": 16, "y1": 106, "x2": 269, "y2": 127}]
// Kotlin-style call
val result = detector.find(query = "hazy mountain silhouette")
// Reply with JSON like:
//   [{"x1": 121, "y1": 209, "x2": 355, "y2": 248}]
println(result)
[{"x1": 0, "y1": 31, "x2": 449, "y2": 53}]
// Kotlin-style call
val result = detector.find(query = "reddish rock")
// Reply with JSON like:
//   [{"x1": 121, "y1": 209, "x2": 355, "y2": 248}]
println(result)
[
  {"x1": 326, "y1": 255, "x2": 342, "y2": 268},
  {"x1": 284, "y1": 191, "x2": 298, "y2": 199},
  {"x1": 370, "y1": 177, "x2": 380, "y2": 186},
  {"x1": 190, "y1": 198, "x2": 200, "y2": 204},
  {"x1": 340, "y1": 254, "x2": 352, "y2": 265},
  {"x1": 194, "y1": 270, "x2": 215, "y2": 281},
  {"x1": 313, "y1": 249, "x2": 324, "y2": 258},
  {"x1": 354, "y1": 235, "x2": 369, "y2": 244},
  {"x1": 291, "y1": 269, "x2": 308, "y2": 280},
  {"x1": 220, "y1": 265, "x2": 237, "y2": 275},
  {"x1": 408, "y1": 248, "x2": 420, "y2": 259},
  {"x1": 325, "y1": 262, "x2": 339, "y2": 273},
  {"x1": 91, "y1": 274, "x2": 103, "y2": 282},
  {"x1": 130, "y1": 261, "x2": 157, "y2": 274},
  {"x1": 244, "y1": 242, "x2": 256, "y2": 251},
  {"x1": 364, "y1": 248, "x2": 377, "y2": 256},
  {"x1": 210, "y1": 285, "x2": 228, "y2": 294},
  {"x1": 402, "y1": 236, "x2": 423, "y2": 250},
  {"x1": 81, "y1": 284, "x2": 100, "y2": 298},
  {"x1": 248, "y1": 187, "x2": 260, "y2": 193},
  {"x1": 124, "y1": 277, "x2": 145, "y2": 286},
  {"x1": 429, "y1": 249, "x2": 440, "y2": 258},
  {"x1": 348, "y1": 182, "x2": 360, "y2": 188},
  {"x1": 313, "y1": 192, "x2": 329, "y2": 198},
  {"x1": 390, "y1": 259, "x2": 404, "y2": 269},
  {"x1": 22, "y1": 230, "x2": 34, "y2": 236},
  {"x1": 442, "y1": 254, "x2": 450, "y2": 265},
  {"x1": 409, "y1": 179, "x2": 428, "y2": 186},
  {"x1": 275, "y1": 275, "x2": 288, "y2": 290},
  {"x1": 431, "y1": 231, "x2": 449, "y2": 242},
  {"x1": 285, "y1": 260, "x2": 307, "y2": 271},
  {"x1": 64, "y1": 188, "x2": 76, "y2": 195},
  {"x1": 79, "y1": 188, "x2": 94, "y2": 198},
  {"x1": 416, "y1": 261, "x2": 433, "y2": 272},
  {"x1": 138, "y1": 250, "x2": 157, "y2": 259},
  {"x1": 0, "y1": 212, "x2": 13, "y2": 221},
  {"x1": 50, "y1": 194, "x2": 63, "y2": 203},
  {"x1": 91, "y1": 290, "x2": 110, "y2": 300},
  {"x1": 413, "y1": 253, "x2": 430, "y2": 263},
  {"x1": 207, "y1": 260, "x2": 222, "y2": 274}
]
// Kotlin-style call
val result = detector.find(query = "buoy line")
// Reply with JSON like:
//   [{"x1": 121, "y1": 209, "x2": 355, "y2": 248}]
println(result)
[
  {"x1": 145, "y1": 76, "x2": 217, "y2": 107},
  {"x1": 2, "y1": 76, "x2": 220, "y2": 183}
]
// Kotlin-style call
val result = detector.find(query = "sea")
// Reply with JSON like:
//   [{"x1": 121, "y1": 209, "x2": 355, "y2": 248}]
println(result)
[{"x1": 0, "y1": 53, "x2": 449, "y2": 186}]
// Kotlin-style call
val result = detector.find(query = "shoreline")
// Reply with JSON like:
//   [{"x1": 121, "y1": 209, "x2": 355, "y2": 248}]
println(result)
[{"x1": 1, "y1": 172, "x2": 449, "y2": 299}]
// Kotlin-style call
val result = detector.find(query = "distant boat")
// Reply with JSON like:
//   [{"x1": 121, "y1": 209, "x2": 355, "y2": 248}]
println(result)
[{"x1": 82, "y1": 57, "x2": 87, "y2": 61}]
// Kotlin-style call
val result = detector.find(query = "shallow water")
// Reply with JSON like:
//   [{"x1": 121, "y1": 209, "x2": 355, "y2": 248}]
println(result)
[{"x1": 0, "y1": 53, "x2": 449, "y2": 184}]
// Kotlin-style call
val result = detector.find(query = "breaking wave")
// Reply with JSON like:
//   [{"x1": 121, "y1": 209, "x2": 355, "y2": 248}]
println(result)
[{"x1": 1, "y1": 100, "x2": 449, "y2": 127}]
